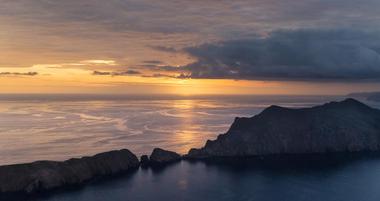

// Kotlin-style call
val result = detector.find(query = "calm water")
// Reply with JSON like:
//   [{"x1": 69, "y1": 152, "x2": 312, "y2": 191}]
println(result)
[
  {"x1": 0, "y1": 94, "x2": 350, "y2": 165},
  {"x1": 20, "y1": 155, "x2": 380, "y2": 201}
]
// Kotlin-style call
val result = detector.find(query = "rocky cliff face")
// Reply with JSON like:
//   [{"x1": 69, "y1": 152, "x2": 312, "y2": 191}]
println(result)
[
  {"x1": 0, "y1": 149, "x2": 139, "y2": 194},
  {"x1": 187, "y1": 99, "x2": 380, "y2": 158}
]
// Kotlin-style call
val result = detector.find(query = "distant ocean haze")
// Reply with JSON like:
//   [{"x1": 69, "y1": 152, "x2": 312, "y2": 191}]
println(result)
[{"x1": 1, "y1": 94, "x2": 377, "y2": 165}]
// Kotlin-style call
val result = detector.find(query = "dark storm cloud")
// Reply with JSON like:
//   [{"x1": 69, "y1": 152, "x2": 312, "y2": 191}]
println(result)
[
  {"x1": 3, "y1": 0, "x2": 380, "y2": 36},
  {"x1": 93, "y1": 70, "x2": 141, "y2": 76},
  {"x1": 3, "y1": 0, "x2": 380, "y2": 83},
  {"x1": 173, "y1": 30, "x2": 380, "y2": 81}
]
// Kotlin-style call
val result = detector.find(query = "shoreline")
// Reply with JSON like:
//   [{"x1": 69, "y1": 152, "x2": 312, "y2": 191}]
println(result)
[
  {"x1": 2, "y1": 98, "x2": 380, "y2": 198},
  {"x1": 3, "y1": 147, "x2": 380, "y2": 197}
]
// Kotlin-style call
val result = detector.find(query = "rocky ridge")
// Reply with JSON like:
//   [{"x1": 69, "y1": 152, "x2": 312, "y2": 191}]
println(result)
[{"x1": 187, "y1": 98, "x2": 380, "y2": 158}]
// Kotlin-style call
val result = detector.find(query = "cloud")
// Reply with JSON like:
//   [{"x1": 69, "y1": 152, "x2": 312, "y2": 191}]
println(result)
[
  {"x1": 141, "y1": 73, "x2": 177, "y2": 78},
  {"x1": 0, "y1": 72, "x2": 38, "y2": 76},
  {"x1": 93, "y1": 70, "x2": 141, "y2": 76},
  {"x1": 173, "y1": 29, "x2": 380, "y2": 81},
  {"x1": 3, "y1": 0, "x2": 380, "y2": 84},
  {"x1": 149, "y1": 46, "x2": 178, "y2": 53},
  {"x1": 93, "y1": 70, "x2": 178, "y2": 78},
  {"x1": 3, "y1": 0, "x2": 380, "y2": 36},
  {"x1": 80, "y1": 60, "x2": 116, "y2": 65},
  {"x1": 142, "y1": 60, "x2": 164, "y2": 64}
]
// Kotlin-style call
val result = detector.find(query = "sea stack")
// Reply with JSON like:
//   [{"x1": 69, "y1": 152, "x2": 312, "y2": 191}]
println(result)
[
  {"x1": 149, "y1": 148, "x2": 181, "y2": 165},
  {"x1": 187, "y1": 98, "x2": 380, "y2": 158}
]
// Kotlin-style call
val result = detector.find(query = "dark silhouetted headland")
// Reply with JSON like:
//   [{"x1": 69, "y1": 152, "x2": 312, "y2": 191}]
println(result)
[
  {"x1": 0, "y1": 149, "x2": 139, "y2": 195},
  {"x1": 187, "y1": 98, "x2": 380, "y2": 158}
]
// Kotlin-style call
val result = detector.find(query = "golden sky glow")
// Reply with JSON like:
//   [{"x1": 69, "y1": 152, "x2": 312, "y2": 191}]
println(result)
[{"x1": 1, "y1": 0, "x2": 380, "y2": 95}]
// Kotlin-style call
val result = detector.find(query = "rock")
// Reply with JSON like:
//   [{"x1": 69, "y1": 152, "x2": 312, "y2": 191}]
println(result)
[
  {"x1": 149, "y1": 148, "x2": 181, "y2": 164},
  {"x1": 0, "y1": 149, "x2": 139, "y2": 194},
  {"x1": 140, "y1": 155, "x2": 150, "y2": 167},
  {"x1": 187, "y1": 98, "x2": 380, "y2": 158}
]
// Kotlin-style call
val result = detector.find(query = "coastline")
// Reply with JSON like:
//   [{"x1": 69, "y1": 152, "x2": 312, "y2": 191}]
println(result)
[{"x1": 2, "y1": 98, "x2": 380, "y2": 198}]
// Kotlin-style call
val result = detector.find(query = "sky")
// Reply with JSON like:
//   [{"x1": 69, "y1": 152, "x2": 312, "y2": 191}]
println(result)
[{"x1": 1, "y1": 0, "x2": 380, "y2": 95}]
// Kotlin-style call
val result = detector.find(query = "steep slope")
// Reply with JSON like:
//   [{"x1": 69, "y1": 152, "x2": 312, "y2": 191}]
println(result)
[{"x1": 187, "y1": 99, "x2": 380, "y2": 158}]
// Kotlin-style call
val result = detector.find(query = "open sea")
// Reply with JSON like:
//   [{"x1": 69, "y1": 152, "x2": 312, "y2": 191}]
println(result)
[{"x1": 1, "y1": 94, "x2": 380, "y2": 201}]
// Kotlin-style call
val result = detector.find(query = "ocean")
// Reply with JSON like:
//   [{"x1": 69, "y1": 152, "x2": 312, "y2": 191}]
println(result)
[
  {"x1": 0, "y1": 94, "x2": 377, "y2": 165},
  {"x1": 2, "y1": 94, "x2": 380, "y2": 201},
  {"x1": 24, "y1": 154, "x2": 380, "y2": 201}
]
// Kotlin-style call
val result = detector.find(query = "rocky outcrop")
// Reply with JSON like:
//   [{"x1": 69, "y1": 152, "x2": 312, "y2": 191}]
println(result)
[
  {"x1": 187, "y1": 99, "x2": 380, "y2": 158},
  {"x1": 0, "y1": 149, "x2": 139, "y2": 194},
  {"x1": 149, "y1": 148, "x2": 181, "y2": 164},
  {"x1": 140, "y1": 155, "x2": 150, "y2": 167}
]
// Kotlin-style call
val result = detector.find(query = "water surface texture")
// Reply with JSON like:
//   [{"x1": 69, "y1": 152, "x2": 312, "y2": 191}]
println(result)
[{"x1": 0, "y1": 95, "x2": 377, "y2": 165}]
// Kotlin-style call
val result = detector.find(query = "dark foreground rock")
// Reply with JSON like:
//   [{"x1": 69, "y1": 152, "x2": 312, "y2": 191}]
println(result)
[
  {"x1": 140, "y1": 155, "x2": 150, "y2": 167},
  {"x1": 149, "y1": 148, "x2": 181, "y2": 164},
  {"x1": 0, "y1": 149, "x2": 139, "y2": 194},
  {"x1": 187, "y1": 98, "x2": 380, "y2": 158}
]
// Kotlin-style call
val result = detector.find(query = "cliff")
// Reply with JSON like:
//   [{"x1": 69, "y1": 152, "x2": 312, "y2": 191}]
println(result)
[{"x1": 187, "y1": 98, "x2": 380, "y2": 158}]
